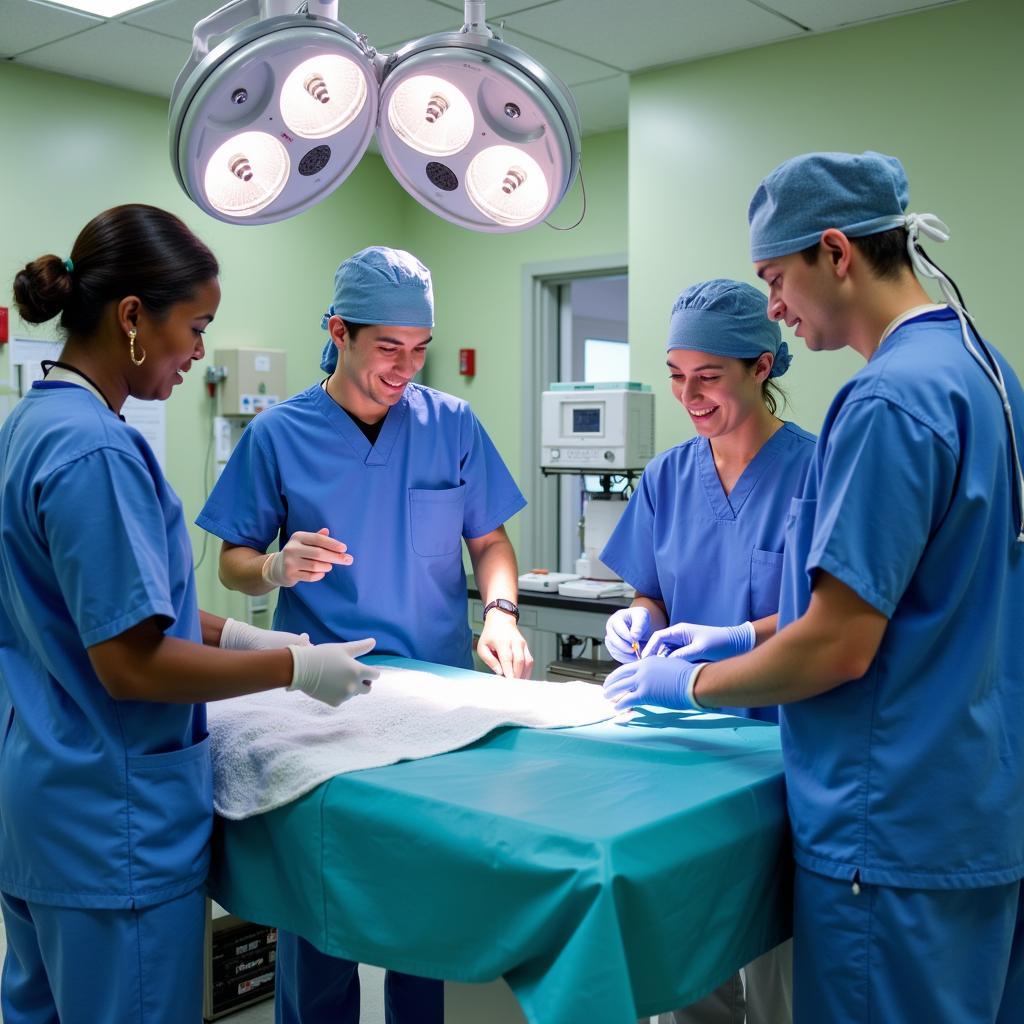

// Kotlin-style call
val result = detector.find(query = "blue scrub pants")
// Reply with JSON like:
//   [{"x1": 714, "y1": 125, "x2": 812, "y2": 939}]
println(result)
[
  {"x1": 794, "y1": 866, "x2": 1024, "y2": 1023},
  {"x1": 0, "y1": 887, "x2": 205, "y2": 1024},
  {"x1": 275, "y1": 930, "x2": 442, "y2": 1024}
]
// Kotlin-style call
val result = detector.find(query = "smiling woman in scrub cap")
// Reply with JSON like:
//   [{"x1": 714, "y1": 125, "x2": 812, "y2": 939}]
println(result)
[
  {"x1": 0, "y1": 205, "x2": 378, "y2": 1024},
  {"x1": 607, "y1": 151, "x2": 1024, "y2": 1023},
  {"x1": 600, "y1": 277, "x2": 813, "y2": 1024},
  {"x1": 197, "y1": 244, "x2": 532, "y2": 1024}
]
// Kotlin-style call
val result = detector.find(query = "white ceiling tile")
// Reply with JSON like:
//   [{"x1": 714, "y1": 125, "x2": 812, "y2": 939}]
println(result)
[
  {"x1": 0, "y1": 0, "x2": 102, "y2": 58},
  {"x1": 431, "y1": 0, "x2": 565, "y2": 18},
  {"x1": 343, "y1": 0, "x2": 464, "y2": 50},
  {"x1": 3, "y1": 0, "x2": 971, "y2": 101},
  {"x1": 498, "y1": 25, "x2": 618, "y2": 83},
  {"x1": 16, "y1": 21, "x2": 190, "y2": 95},
  {"x1": 570, "y1": 72, "x2": 627, "y2": 136},
  {"x1": 123, "y1": 0, "x2": 225, "y2": 42},
  {"x1": 506, "y1": 0, "x2": 804, "y2": 72},
  {"x1": 124, "y1": 0, "x2": 461, "y2": 52},
  {"x1": 755, "y1": 0, "x2": 963, "y2": 32}
]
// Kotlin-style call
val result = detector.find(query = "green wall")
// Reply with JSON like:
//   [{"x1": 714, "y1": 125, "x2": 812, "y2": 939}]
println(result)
[{"x1": 629, "y1": 0, "x2": 1024, "y2": 451}]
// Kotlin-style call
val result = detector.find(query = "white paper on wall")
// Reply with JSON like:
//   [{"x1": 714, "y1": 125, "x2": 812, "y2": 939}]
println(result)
[{"x1": 122, "y1": 397, "x2": 167, "y2": 469}]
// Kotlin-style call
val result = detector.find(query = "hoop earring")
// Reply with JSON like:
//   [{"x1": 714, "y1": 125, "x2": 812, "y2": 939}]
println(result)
[{"x1": 128, "y1": 327, "x2": 146, "y2": 367}]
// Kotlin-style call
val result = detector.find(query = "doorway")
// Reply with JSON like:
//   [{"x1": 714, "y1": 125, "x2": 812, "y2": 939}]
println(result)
[
  {"x1": 556, "y1": 276, "x2": 629, "y2": 574},
  {"x1": 518, "y1": 254, "x2": 629, "y2": 676}
]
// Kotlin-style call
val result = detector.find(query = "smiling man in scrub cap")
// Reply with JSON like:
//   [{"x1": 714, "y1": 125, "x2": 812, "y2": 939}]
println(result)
[
  {"x1": 198, "y1": 245, "x2": 532, "y2": 1024},
  {"x1": 604, "y1": 152, "x2": 1024, "y2": 1023}
]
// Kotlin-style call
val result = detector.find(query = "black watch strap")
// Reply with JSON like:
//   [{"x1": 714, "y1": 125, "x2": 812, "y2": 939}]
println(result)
[{"x1": 483, "y1": 598, "x2": 520, "y2": 623}]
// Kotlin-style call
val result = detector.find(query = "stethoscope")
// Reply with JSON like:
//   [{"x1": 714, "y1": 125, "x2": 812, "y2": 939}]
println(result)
[{"x1": 901, "y1": 213, "x2": 1024, "y2": 543}]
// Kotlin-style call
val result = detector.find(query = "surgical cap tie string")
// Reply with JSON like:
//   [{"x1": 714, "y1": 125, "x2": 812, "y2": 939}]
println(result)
[{"x1": 905, "y1": 212, "x2": 1024, "y2": 542}]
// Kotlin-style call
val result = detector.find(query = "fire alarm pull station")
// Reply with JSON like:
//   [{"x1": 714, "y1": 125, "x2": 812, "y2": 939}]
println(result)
[
  {"x1": 0, "y1": 307, "x2": 8, "y2": 344},
  {"x1": 459, "y1": 348, "x2": 475, "y2": 377}
]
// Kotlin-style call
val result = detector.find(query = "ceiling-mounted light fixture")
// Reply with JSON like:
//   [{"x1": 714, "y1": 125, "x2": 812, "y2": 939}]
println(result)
[
  {"x1": 169, "y1": 0, "x2": 379, "y2": 224},
  {"x1": 376, "y1": 1, "x2": 581, "y2": 231},
  {"x1": 169, "y1": 0, "x2": 581, "y2": 232}
]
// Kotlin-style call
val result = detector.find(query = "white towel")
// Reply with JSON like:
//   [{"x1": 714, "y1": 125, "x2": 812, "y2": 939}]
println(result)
[{"x1": 208, "y1": 667, "x2": 617, "y2": 820}]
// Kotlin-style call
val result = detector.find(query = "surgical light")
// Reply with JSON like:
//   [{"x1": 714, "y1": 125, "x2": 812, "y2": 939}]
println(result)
[
  {"x1": 169, "y1": 0, "x2": 581, "y2": 233},
  {"x1": 169, "y1": 0, "x2": 378, "y2": 225},
  {"x1": 376, "y1": 4, "x2": 580, "y2": 233}
]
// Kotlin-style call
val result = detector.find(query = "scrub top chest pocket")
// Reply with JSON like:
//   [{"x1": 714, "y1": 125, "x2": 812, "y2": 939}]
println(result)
[
  {"x1": 409, "y1": 485, "x2": 467, "y2": 557},
  {"x1": 749, "y1": 547, "x2": 785, "y2": 620}
]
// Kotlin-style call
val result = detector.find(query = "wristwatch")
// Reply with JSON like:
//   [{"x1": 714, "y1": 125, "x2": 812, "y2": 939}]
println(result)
[{"x1": 483, "y1": 598, "x2": 520, "y2": 623}]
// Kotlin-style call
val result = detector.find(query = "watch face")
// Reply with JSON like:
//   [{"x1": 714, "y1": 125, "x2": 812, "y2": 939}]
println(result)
[{"x1": 486, "y1": 599, "x2": 519, "y2": 621}]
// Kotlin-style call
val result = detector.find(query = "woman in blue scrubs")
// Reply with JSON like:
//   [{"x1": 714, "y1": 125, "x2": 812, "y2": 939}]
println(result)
[
  {"x1": 0, "y1": 205, "x2": 379, "y2": 1024},
  {"x1": 601, "y1": 279, "x2": 814, "y2": 1024},
  {"x1": 198, "y1": 245, "x2": 530, "y2": 1024},
  {"x1": 606, "y1": 152, "x2": 1024, "y2": 1023}
]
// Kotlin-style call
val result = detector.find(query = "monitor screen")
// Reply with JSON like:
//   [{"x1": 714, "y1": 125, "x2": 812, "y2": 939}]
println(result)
[{"x1": 572, "y1": 407, "x2": 601, "y2": 433}]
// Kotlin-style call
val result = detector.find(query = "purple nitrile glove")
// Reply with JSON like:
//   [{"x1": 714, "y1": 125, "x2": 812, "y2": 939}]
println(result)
[
  {"x1": 642, "y1": 621, "x2": 755, "y2": 662},
  {"x1": 602, "y1": 654, "x2": 704, "y2": 711}
]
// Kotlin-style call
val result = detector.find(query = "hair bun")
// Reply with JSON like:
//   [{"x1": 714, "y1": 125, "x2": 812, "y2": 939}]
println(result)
[{"x1": 12, "y1": 254, "x2": 73, "y2": 325}]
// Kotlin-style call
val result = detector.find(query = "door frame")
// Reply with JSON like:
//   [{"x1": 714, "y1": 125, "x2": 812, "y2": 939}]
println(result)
[{"x1": 519, "y1": 252, "x2": 628, "y2": 571}]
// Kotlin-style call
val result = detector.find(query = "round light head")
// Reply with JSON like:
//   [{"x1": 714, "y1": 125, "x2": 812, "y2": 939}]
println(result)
[
  {"x1": 466, "y1": 145, "x2": 549, "y2": 228},
  {"x1": 279, "y1": 52, "x2": 368, "y2": 139},
  {"x1": 386, "y1": 73, "x2": 475, "y2": 157},
  {"x1": 377, "y1": 34, "x2": 581, "y2": 233},
  {"x1": 170, "y1": 15, "x2": 378, "y2": 225},
  {"x1": 204, "y1": 131, "x2": 290, "y2": 217}
]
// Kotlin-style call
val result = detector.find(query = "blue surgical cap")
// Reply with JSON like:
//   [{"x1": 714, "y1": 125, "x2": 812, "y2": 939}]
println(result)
[
  {"x1": 320, "y1": 246, "x2": 434, "y2": 373},
  {"x1": 748, "y1": 151, "x2": 909, "y2": 262},
  {"x1": 667, "y1": 278, "x2": 791, "y2": 378}
]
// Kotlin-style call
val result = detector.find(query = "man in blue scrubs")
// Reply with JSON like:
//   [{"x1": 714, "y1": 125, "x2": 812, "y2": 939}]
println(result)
[
  {"x1": 604, "y1": 152, "x2": 1024, "y2": 1023},
  {"x1": 198, "y1": 245, "x2": 531, "y2": 1024}
]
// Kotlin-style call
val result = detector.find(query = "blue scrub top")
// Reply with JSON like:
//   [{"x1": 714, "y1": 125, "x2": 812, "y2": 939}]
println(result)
[
  {"x1": 601, "y1": 421, "x2": 816, "y2": 722},
  {"x1": 0, "y1": 383, "x2": 210, "y2": 910},
  {"x1": 197, "y1": 382, "x2": 526, "y2": 668},
  {"x1": 779, "y1": 309, "x2": 1024, "y2": 889}
]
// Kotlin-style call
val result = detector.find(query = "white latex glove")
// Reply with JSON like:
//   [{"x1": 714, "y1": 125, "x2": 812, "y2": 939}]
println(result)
[
  {"x1": 262, "y1": 528, "x2": 352, "y2": 588},
  {"x1": 287, "y1": 638, "x2": 380, "y2": 707},
  {"x1": 604, "y1": 607, "x2": 655, "y2": 663},
  {"x1": 219, "y1": 617, "x2": 311, "y2": 651}
]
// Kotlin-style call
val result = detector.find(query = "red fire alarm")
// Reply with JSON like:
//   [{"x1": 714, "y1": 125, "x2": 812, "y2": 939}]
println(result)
[
  {"x1": 458, "y1": 348, "x2": 475, "y2": 377},
  {"x1": 0, "y1": 306, "x2": 8, "y2": 345}
]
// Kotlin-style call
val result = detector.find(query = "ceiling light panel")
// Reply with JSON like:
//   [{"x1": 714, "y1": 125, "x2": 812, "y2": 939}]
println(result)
[{"x1": 47, "y1": 0, "x2": 154, "y2": 17}]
